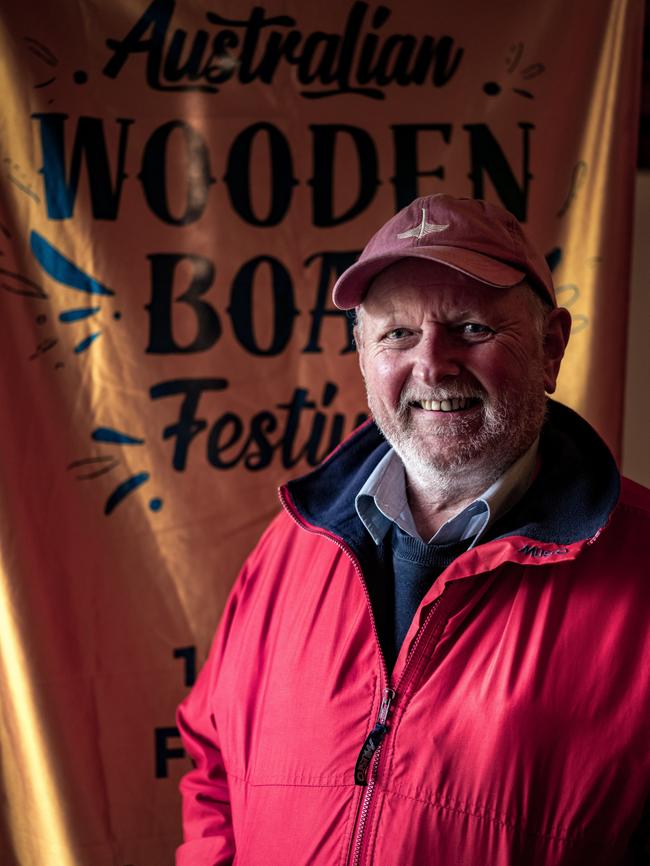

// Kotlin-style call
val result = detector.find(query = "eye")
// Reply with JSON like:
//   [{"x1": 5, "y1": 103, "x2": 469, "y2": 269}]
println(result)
[
  {"x1": 383, "y1": 327, "x2": 415, "y2": 341},
  {"x1": 457, "y1": 322, "x2": 493, "y2": 339}
]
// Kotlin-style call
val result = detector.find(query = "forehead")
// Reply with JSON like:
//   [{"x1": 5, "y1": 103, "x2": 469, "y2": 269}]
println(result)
[{"x1": 361, "y1": 258, "x2": 521, "y2": 319}]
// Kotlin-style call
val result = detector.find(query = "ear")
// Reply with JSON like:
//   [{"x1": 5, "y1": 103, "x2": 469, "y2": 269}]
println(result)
[{"x1": 542, "y1": 307, "x2": 572, "y2": 393}]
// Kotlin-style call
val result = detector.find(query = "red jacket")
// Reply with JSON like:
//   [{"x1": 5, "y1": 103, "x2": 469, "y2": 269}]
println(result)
[{"x1": 177, "y1": 402, "x2": 650, "y2": 865}]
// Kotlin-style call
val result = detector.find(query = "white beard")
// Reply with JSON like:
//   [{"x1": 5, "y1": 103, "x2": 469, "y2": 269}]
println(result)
[{"x1": 366, "y1": 366, "x2": 547, "y2": 496}]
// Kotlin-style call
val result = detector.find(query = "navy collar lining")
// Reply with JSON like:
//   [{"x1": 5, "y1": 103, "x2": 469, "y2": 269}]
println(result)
[{"x1": 285, "y1": 401, "x2": 620, "y2": 560}]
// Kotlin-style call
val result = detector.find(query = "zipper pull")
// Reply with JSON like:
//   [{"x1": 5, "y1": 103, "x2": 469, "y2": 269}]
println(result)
[{"x1": 354, "y1": 688, "x2": 396, "y2": 786}]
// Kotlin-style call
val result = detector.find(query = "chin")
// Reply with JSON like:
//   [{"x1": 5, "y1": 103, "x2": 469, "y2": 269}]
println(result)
[
  {"x1": 398, "y1": 439, "x2": 518, "y2": 493},
  {"x1": 371, "y1": 388, "x2": 547, "y2": 487}
]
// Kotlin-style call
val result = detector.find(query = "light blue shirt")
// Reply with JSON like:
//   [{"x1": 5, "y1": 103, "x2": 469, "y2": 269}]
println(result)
[{"x1": 355, "y1": 440, "x2": 539, "y2": 547}]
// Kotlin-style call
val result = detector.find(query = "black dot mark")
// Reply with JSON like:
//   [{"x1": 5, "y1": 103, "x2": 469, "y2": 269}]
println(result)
[
  {"x1": 113, "y1": 311, "x2": 122, "y2": 320},
  {"x1": 483, "y1": 81, "x2": 501, "y2": 96},
  {"x1": 73, "y1": 70, "x2": 88, "y2": 85},
  {"x1": 36, "y1": 314, "x2": 47, "y2": 325}
]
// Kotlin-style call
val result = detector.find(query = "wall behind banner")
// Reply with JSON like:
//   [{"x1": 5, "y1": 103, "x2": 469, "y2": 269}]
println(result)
[
  {"x1": 0, "y1": 1, "x2": 643, "y2": 864},
  {"x1": 623, "y1": 171, "x2": 650, "y2": 489}
]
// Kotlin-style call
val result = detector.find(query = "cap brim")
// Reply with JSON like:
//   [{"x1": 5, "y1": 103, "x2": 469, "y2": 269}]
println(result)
[{"x1": 332, "y1": 246, "x2": 526, "y2": 309}]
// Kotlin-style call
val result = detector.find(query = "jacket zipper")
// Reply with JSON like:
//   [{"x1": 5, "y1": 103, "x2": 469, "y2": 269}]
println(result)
[
  {"x1": 353, "y1": 687, "x2": 396, "y2": 785},
  {"x1": 278, "y1": 486, "x2": 444, "y2": 866},
  {"x1": 350, "y1": 743, "x2": 381, "y2": 866},
  {"x1": 348, "y1": 595, "x2": 444, "y2": 866},
  {"x1": 348, "y1": 687, "x2": 394, "y2": 866}
]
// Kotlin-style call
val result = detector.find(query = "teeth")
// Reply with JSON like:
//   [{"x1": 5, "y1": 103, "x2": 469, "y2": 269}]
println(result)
[{"x1": 419, "y1": 397, "x2": 472, "y2": 412}]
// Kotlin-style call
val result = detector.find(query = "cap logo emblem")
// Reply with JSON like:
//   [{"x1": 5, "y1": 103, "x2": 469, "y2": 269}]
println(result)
[{"x1": 397, "y1": 208, "x2": 450, "y2": 239}]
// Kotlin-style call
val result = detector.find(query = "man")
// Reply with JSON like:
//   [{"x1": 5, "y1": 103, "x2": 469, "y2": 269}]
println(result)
[{"x1": 177, "y1": 195, "x2": 650, "y2": 865}]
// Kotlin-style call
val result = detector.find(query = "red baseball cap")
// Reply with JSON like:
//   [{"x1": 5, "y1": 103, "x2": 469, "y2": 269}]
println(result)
[{"x1": 332, "y1": 194, "x2": 556, "y2": 309}]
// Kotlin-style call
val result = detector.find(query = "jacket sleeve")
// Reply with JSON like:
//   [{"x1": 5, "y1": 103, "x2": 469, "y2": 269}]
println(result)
[{"x1": 175, "y1": 563, "x2": 249, "y2": 866}]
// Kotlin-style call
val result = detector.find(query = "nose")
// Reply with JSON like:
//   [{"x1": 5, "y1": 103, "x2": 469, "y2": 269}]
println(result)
[{"x1": 412, "y1": 326, "x2": 462, "y2": 385}]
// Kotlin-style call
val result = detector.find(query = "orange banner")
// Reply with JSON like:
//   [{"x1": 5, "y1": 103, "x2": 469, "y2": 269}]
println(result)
[{"x1": 0, "y1": 1, "x2": 643, "y2": 863}]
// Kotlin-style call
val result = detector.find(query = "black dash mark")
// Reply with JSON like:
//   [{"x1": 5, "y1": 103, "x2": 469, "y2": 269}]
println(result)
[
  {"x1": 68, "y1": 455, "x2": 120, "y2": 480},
  {"x1": 24, "y1": 36, "x2": 57, "y2": 66},
  {"x1": 522, "y1": 63, "x2": 545, "y2": 80},
  {"x1": 28, "y1": 337, "x2": 57, "y2": 360},
  {"x1": 506, "y1": 42, "x2": 524, "y2": 73},
  {"x1": 7, "y1": 174, "x2": 40, "y2": 203},
  {"x1": 0, "y1": 268, "x2": 47, "y2": 299}
]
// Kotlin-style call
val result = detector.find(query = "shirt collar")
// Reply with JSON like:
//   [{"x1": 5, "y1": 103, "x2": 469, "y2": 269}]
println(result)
[{"x1": 355, "y1": 439, "x2": 539, "y2": 547}]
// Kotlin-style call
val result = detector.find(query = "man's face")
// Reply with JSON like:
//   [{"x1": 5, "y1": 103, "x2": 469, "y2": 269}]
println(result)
[{"x1": 356, "y1": 259, "x2": 570, "y2": 486}]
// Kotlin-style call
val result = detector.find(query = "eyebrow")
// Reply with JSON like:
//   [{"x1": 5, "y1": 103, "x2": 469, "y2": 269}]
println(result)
[
  {"x1": 445, "y1": 309, "x2": 480, "y2": 320},
  {"x1": 372, "y1": 308, "x2": 484, "y2": 324}
]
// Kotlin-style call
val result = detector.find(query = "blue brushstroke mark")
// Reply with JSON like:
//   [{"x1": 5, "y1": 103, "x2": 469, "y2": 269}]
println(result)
[
  {"x1": 149, "y1": 497, "x2": 163, "y2": 511},
  {"x1": 92, "y1": 428, "x2": 144, "y2": 445},
  {"x1": 30, "y1": 231, "x2": 114, "y2": 296},
  {"x1": 105, "y1": 473, "x2": 150, "y2": 515},
  {"x1": 74, "y1": 332, "x2": 101, "y2": 353},
  {"x1": 60, "y1": 306, "x2": 100, "y2": 323}
]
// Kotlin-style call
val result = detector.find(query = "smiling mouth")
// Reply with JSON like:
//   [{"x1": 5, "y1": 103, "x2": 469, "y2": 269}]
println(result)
[{"x1": 411, "y1": 397, "x2": 481, "y2": 412}]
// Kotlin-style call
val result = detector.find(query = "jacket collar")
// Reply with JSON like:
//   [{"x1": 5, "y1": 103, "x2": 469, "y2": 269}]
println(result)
[{"x1": 283, "y1": 400, "x2": 620, "y2": 559}]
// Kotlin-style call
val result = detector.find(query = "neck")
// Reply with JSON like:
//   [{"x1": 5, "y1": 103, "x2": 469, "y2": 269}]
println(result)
[
  {"x1": 400, "y1": 439, "x2": 540, "y2": 542},
  {"x1": 404, "y1": 465, "x2": 494, "y2": 539}
]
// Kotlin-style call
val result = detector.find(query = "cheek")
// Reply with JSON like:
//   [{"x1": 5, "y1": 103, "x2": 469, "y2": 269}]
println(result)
[
  {"x1": 363, "y1": 353, "x2": 409, "y2": 404},
  {"x1": 470, "y1": 343, "x2": 542, "y2": 394}
]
